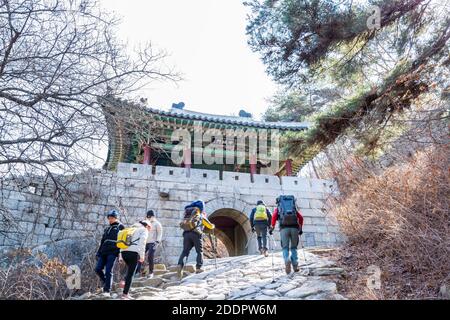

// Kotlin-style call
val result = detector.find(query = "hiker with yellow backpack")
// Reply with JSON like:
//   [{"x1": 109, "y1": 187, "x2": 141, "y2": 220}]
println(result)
[
  {"x1": 249, "y1": 200, "x2": 272, "y2": 257},
  {"x1": 94, "y1": 209, "x2": 125, "y2": 297},
  {"x1": 176, "y1": 200, "x2": 215, "y2": 279},
  {"x1": 117, "y1": 220, "x2": 151, "y2": 300}
]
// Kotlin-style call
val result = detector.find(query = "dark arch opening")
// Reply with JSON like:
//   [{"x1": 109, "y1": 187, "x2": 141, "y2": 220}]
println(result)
[{"x1": 205, "y1": 208, "x2": 251, "y2": 257}]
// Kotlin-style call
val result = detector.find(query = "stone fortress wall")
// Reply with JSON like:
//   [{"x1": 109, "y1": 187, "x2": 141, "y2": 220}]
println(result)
[{"x1": 0, "y1": 163, "x2": 343, "y2": 264}]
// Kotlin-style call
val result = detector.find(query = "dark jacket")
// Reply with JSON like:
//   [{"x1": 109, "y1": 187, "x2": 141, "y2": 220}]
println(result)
[
  {"x1": 97, "y1": 221, "x2": 125, "y2": 257},
  {"x1": 250, "y1": 207, "x2": 272, "y2": 228}
]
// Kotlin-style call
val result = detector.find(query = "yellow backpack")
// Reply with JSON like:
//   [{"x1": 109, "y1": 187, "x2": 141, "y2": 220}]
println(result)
[
  {"x1": 202, "y1": 217, "x2": 215, "y2": 234},
  {"x1": 202, "y1": 217, "x2": 215, "y2": 230},
  {"x1": 254, "y1": 205, "x2": 268, "y2": 221},
  {"x1": 116, "y1": 227, "x2": 138, "y2": 249}
]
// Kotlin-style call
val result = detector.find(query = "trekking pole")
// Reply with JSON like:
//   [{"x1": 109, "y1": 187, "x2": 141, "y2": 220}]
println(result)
[
  {"x1": 269, "y1": 233, "x2": 276, "y2": 283},
  {"x1": 208, "y1": 231, "x2": 218, "y2": 270},
  {"x1": 213, "y1": 230, "x2": 218, "y2": 269},
  {"x1": 244, "y1": 232, "x2": 256, "y2": 251},
  {"x1": 299, "y1": 234, "x2": 307, "y2": 262},
  {"x1": 181, "y1": 254, "x2": 189, "y2": 279},
  {"x1": 160, "y1": 241, "x2": 169, "y2": 267}
]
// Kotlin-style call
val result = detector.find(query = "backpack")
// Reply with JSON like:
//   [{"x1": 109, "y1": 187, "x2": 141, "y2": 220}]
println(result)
[
  {"x1": 202, "y1": 216, "x2": 215, "y2": 232},
  {"x1": 277, "y1": 195, "x2": 298, "y2": 227},
  {"x1": 116, "y1": 227, "x2": 139, "y2": 249},
  {"x1": 179, "y1": 207, "x2": 201, "y2": 231},
  {"x1": 254, "y1": 205, "x2": 268, "y2": 221}
]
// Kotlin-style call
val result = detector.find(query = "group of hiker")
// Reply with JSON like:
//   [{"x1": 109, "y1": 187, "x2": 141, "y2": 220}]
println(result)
[
  {"x1": 94, "y1": 195, "x2": 304, "y2": 299},
  {"x1": 94, "y1": 210, "x2": 163, "y2": 299}
]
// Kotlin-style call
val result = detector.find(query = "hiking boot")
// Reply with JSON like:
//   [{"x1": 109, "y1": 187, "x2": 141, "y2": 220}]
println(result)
[
  {"x1": 285, "y1": 261, "x2": 292, "y2": 274},
  {"x1": 195, "y1": 267, "x2": 204, "y2": 274},
  {"x1": 147, "y1": 273, "x2": 154, "y2": 279},
  {"x1": 293, "y1": 264, "x2": 300, "y2": 272},
  {"x1": 100, "y1": 292, "x2": 111, "y2": 298},
  {"x1": 176, "y1": 265, "x2": 183, "y2": 279},
  {"x1": 259, "y1": 248, "x2": 264, "y2": 255},
  {"x1": 264, "y1": 249, "x2": 269, "y2": 257},
  {"x1": 121, "y1": 294, "x2": 133, "y2": 300}
]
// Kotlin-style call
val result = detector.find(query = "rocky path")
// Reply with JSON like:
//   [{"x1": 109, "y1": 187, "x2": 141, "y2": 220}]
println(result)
[{"x1": 78, "y1": 249, "x2": 346, "y2": 300}]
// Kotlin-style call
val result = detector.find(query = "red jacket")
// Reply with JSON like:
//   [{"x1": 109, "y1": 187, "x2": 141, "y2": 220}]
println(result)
[{"x1": 271, "y1": 207, "x2": 304, "y2": 229}]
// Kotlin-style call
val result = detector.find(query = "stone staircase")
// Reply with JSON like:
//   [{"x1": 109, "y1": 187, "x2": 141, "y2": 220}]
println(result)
[{"x1": 75, "y1": 249, "x2": 347, "y2": 300}]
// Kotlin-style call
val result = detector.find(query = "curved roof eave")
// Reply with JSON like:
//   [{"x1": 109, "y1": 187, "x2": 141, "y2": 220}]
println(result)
[{"x1": 99, "y1": 96, "x2": 311, "y2": 131}]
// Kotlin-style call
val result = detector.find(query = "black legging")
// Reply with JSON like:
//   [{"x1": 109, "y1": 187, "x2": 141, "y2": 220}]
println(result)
[
  {"x1": 177, "y1": 231, "x2": 203, "y2": 268},
  {"x1": 121, "y1": 251, "x2": 139, "y2": 295}
]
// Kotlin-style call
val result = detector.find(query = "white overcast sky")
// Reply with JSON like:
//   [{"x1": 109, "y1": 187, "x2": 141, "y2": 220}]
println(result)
[{"x1": 98, "y1": 0, "x2": 277, "y2": 119}]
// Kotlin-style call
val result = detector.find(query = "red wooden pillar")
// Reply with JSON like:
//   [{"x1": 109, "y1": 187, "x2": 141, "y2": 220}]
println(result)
[
  {"x1": 250, "y1": 154, "x2": 257, "y2": 182},
  {"x1": 285, "y1": 158, "x2": 293, "y2": 176},
  {"x1": 143, "y1": 144, "x2": 151, "y2": 165}
]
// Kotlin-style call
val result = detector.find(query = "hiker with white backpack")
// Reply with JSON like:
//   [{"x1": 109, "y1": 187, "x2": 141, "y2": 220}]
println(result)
[
  {"x1": 270, "y1": 195, "x2": 304, "y2": 275},
  {"x1": 249, "y1": 200, "x2": 272, "y2": 257},
  {"x1": 135, "y1": 210, "x2": 163, "y2": 278},
  {"x1": 118, "y1": 220, "x2": 151, "y2": 300}
]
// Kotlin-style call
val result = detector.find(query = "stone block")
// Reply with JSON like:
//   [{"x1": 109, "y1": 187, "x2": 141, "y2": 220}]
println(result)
[
  {"x1": 168, "y1": 190, "x2": 193, "y2": 202},
  {"x1": 311, "y1": 217, "x2": 327, "y2": 225},
  {"x1": 189, "y1": 168, "x2": 220, "y2": 183},
  {"x1": 296, "y1": 198, "x2": 310, "y2": 209},
  {"x1": 154, "y1": 166, "x2": 188, "y2": 183},
  {"x1": 252, "y1": 174, "x2": 282, "y2": 189},
  {"x1": 301, "y1": 208, "x2": 326, "y2": 218},
  {"x1": 116, "y1": 163, "x2": 153, "y2": 180},
  {"x1": 281, "y1": 177, "x2": 311, "y2": 192},
  {"x1": 222, "y1": 172, "x2": 252, "y2": 186},
  {"x1": 122, "y1": 197, "x2": 147, "y2": 208},
  {"x1": 304, "y1": 232, "x2": 316, "y2": 247},
  {"x1": 7, "y1": 191, "x2": 27, "y2": 201},
  {"x1": 303, "y1": 225, "x2": 328, "y2": 233},
  {"x1": 327, "y1": 225, "x2": 340, "y2": 233},
  {"x1": 309, "y1": 199, "x2": 326, "y2": 209},
  {"x1": 1, "y1": 198, "x2": 19, "y2": 210}
]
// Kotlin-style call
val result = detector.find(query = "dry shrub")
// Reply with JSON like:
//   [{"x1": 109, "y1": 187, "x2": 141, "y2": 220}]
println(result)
[
  {"x1": 0, "y1": 244, "x2": 101, "y2": 300},
  {"x1": 331, "y1": 146, "x2": 449, "y2": 299}
]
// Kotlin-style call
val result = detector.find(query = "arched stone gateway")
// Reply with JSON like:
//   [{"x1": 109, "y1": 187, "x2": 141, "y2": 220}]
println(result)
[
  {"x1": 205, "y1": 198, "x2": 255, "y2": 256},
  {"x1": 0, "y1": 163, "x2": 342, "y2": 265},
  {"x1": 208, "y1": 209, "x2": 250, "y2": 256}
]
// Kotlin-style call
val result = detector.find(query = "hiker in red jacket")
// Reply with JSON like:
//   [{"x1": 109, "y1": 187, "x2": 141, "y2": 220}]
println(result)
[{"x1": 270, "y1": 195, "x2": 304, "y2": 274}]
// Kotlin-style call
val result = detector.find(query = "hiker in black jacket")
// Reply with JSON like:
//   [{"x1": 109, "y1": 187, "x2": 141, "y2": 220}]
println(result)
[{"x1": 95, "y1": 209, "x2": 124, "y2": 297}]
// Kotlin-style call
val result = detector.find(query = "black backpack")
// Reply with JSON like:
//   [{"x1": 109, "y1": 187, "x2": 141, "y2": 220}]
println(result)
[{"x1": 277, "y1": 195, "x2": 298, "y2": 227}]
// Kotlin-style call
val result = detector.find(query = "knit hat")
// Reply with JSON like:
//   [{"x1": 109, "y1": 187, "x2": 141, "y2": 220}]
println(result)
[
  {"x1": 146, "y1": 210, "x2": 155, "y2": 218},
  {"x1": 185, "y1": 200, "x2": 205, "y2": 212},
  {"x1": 106, "y1": 209, "x2": 119, "y2": 218}
]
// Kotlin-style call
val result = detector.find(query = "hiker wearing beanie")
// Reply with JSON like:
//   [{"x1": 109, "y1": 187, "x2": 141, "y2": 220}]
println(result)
[
  {"x1": 94, "y1": 209, "x2": 124, "y2": 297},
  {"x1": 119, "y1": 220, "x2": 150, "y2": 300},
  {"x1": 270, "y1": 195, "x2": 304, "y2": 274},
  {"x1": 143, "y1": 210, "x2": 163, "y2": 278},
  {"x1": 176, "y1": 200, "x2": 214, "y2": 278},
  {"x1": 249, "y1": 200, "x2": 272, "y2": 257}
]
